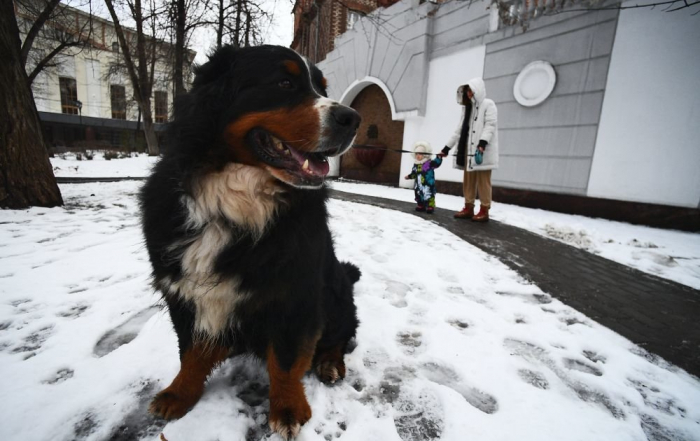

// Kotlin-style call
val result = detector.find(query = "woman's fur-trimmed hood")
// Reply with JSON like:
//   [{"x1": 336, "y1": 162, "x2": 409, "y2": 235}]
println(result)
[
  {"x1": 457, "y1": 78, "x2": 487, "y2": 105},
  {"x1": 411, "y1": 141, "x2": 432, "y2": 164}
]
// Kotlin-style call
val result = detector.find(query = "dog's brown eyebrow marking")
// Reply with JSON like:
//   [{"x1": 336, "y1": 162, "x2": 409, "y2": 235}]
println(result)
[
  {"x1": 283, "y1": 60, "x2": 301, "y2": 76},
  {"x1": 321, "y1": 77, "x2": 328, "y2": 89}
]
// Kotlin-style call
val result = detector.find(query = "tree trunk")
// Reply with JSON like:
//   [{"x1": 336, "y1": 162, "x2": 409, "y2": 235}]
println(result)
[
  {"x1": 140, "y1": 99, "x2": 158, "y2": 156},
  {"x1": 216, "y1": 0, "x2": 224, "y2": 49},
  {"x1": 173, "y1": 0, "x2": 186, "y2": 97},
  {"x1": 105, "y1": 0, "x2": 159, "y2": 155},
  {"x1": 244, "y1": 6, "x2": 250, "y2": 47},
  {"x1": 234, "y1": 0, "x2": 242, "y2": 47},
  {"x1": 0, "y1": 0, "x2": 62, "y2": 209}
]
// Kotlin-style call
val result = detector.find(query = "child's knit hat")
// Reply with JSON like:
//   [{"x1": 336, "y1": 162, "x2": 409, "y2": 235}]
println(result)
[{"x1": 412, "y1": 141, "x2": 432, "y2": 164}]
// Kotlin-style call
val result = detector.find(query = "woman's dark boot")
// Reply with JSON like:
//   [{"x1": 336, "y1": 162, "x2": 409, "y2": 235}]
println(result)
[
  {"x1": 472, "y1": 206, "x2": 490, "y2": 222},
  {"x1": 454, "y1": 203, "x2": 474, "y2": 219}
]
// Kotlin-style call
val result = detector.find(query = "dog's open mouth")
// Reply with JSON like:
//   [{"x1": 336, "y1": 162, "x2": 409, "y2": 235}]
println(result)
[{"x1": 248, "y1": 129, "x2": 331, "y2": 186}]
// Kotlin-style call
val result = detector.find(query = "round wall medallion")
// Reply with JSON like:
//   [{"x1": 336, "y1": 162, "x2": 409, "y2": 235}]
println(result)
[{"x1": 513, "y1": 61, "x2": 556, "y2": 107}]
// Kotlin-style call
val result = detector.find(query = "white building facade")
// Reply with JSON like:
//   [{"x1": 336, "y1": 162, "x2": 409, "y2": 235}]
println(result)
[
  {"x1": 17, "y1": 3, "x2": 188, "y2": 151},
  {"x1": 320, "y1": 0, "x2": 700, "y2": 230}
]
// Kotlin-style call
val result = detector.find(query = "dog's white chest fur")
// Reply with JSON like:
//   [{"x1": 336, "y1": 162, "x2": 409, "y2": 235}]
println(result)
[{"x1": 162, "y1": 164, "x2": 284, "y2": 337}]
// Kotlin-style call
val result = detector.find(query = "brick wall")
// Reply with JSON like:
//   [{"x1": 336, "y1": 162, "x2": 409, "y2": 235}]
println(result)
[{"x1": 293, "y1": 0, "x2": 380, "y2": 62}]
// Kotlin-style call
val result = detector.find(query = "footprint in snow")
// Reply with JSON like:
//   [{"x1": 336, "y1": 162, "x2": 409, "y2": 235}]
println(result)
[
  {"x1": 495, "y1": 291, "x2": 553, "y2": 305},
  {"x1": 57, "y1": 304, "x2": 89, "y2": 318},
  {"x1": 314, "y1": 411, "x2": 348, "y2": 441},
  {"x1": 446, "y1": 286, "x2": 464, "y2": 295},
  {"x1": 582, "y1": 350, "x2": 607, "y2": 364},
  {"x1": 447, "y1": 318, "x2": 470, "y2": 332},
  {"x1": 517, "y1": 369, "x2": 549, "y2": 389},
  {"x1": 396, "y1": 331, "x2": 422, "y2": 355},
  {"x1": 419, "y1": 362, "x2": 499, "y2": 414},
  {"x1": 75, "y1": 380, "x2": 166, "y2": 441},
  {"x1": 563, "y1": 358, "x2": 603, "y2": 376},
  {"x1": 393, "y1": 387, "x2": 444, "y2": 441},
  {"x1": 639, "y1": 413, "x2": 695, "y2": 441},
  {"x1": 13, "y1": 325, "x2": 54, "y2": 357},
  {"x1": 504, "y1": 338, "x2": 624, "y2": 419},
  {"x1": 627, "y1": 379, "x2": 687, "y2": 418},
  {"x1": 93, "y1": 306, "x2": 160, "y2": 357},
  {"x1": 43, "y1": 368, "x2": 75, "y2": 385},
  {"x1": 384, "y1": 281, "x2": 411, "y2": 308},
  {"x1": 362, "y1": 366, "x2": 444, "y2": 441}
]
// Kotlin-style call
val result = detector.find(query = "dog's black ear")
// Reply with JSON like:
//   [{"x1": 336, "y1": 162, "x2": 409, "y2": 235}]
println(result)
[
  {"x1": 309, "y1": 63, "x2": 328, "y2": 98},
  {"x1": 192, "y1": 45, "x2": 238, "y2": 89}
]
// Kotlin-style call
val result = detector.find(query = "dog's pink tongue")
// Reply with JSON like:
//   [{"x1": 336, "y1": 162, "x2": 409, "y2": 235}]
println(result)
[
  {"x1": 311, "y1": 159, "x2": 330, "y2": 176},
  {"x1": 289, "y1": 148, "x2": 330, "y2": 176}
]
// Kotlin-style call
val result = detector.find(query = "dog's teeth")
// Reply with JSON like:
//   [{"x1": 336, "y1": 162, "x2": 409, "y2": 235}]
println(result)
[
  {"x1": 274, "y1": 141, "x2": 284, "y2": 151},
  {"x1": 284, "y1": 150, "x2": 291, "y2": 155},
  {"x1": 302, "y1": 159, "x2": 309, "y2": 170}
]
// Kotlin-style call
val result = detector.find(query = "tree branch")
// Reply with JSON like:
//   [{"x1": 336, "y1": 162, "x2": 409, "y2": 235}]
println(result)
[
  {"x1": 27, "y1": 40, "x2": 82, "y2": 83},
  {"x1": 20, "y1": 0, "x2": 62, "y2": 66}
]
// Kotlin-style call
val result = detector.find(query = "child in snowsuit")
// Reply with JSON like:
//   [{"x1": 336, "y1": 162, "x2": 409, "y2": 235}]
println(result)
[{"x1": 405, "y1": 141, "x2": 443, "y2": 214}]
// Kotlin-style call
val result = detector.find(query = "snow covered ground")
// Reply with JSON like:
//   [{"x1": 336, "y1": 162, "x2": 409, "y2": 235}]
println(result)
[
  {"x1": 51, "y1": 152, "x2": 159, "y2": 178},
  {"x1": 329, "y1": 181, "x2": 700, "y2": 291},
  {"x1": 50, "y1": 154, "x2": 700, "y2": 290},
  {"x1": 1, "y1": 177, "x2": 699, "y2": 441}
]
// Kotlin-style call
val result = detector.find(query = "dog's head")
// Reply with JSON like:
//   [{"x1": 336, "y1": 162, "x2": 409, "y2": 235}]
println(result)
[{"x1": 180, "y1": 45, "x2": 360, "y2": 189}]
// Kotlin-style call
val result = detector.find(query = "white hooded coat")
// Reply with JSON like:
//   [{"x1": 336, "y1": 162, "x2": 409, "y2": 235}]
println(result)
[{"x1": 445, "y1": 78, "x2": 499, "y2": 171}]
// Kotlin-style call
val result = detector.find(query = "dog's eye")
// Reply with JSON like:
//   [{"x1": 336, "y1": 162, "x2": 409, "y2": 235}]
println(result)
[{"x1": 278, "y1": 79, "x2": 293, "y2": 89}]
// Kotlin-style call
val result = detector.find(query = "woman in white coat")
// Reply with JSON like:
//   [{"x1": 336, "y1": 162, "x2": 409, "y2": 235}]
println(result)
[{"x1": 441, "y1": 78, "x2": 498, "y2": 222}]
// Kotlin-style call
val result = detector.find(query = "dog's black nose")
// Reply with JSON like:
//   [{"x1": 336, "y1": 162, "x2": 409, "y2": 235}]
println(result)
[{"x1": 331, "y1": 106, "x2": 361, "y2": 130}]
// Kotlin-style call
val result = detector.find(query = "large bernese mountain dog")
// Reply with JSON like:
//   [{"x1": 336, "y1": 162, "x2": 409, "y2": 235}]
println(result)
[{"x1": 139, "y1": 45, "x2": 361, "y2": 439}]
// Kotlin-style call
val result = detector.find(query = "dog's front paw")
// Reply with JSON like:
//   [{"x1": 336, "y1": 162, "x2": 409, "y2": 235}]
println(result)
[
  {"x1": 149, "y1": 389, "x2": 199, "y2": 420},
  {"x1": 316, "y1": 359, "x2": 346, "y2": 384},
  {"x1": 269, "y1": 399, "x2": 312, "y2": 440}
]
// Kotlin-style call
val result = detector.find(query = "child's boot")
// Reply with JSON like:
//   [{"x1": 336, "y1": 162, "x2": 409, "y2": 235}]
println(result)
[
  {"x1": 454, "y1": 203, "x2": 474, "y2": 219},
  {"x1": 426, "y1": 207, "x2": 434, "y2": 214},
  {"x1": 472, "y1": 206, "x2": 490, "y2": 222},
  {"x1": 415, "y1": 204, "x2": 425, "y2": 212}
]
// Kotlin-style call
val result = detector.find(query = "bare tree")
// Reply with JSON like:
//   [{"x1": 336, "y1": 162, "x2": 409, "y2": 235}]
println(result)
[
  {"x1": 104, "y1": 0, "x2": 164, "y2": 155},
  {"x1": 1, "y1": 0, "x2": 62, "y2": 208},
  {"x1": 209, "y1": 0, "x2": 272, "y2": 50},
  {"x1": 15, "y1": 0, "x2": 95, "y2": 84},
  {"x1": 165, "y1": 0, "x2": 208, "y2": 96}
]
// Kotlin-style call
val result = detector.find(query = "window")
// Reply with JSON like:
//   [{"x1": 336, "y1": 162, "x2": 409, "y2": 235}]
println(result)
[
  {"x1": 347, "y1": 10, "x2": 361, "y2": 30},
  {"x1": 112, "y1": 42, "x2": 119, "y2": 52},
  {"x1": 154, "y1": 91, "x2": 168, "y2": 123},
  {"x1": 110, "y1": 85, "x2": 127, "y2": 119},
  {"x1": 59, "y1": 77, "x2": 78, "y2": 114}
]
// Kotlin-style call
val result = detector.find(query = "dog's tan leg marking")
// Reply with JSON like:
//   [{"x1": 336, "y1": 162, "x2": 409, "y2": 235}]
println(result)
[
  {"x1": 266, "y1": 343, "x2": 316, "y2": 440},
  {"x1": 314, "y1": 343, "x2": 347, "y2": 384},
  {"x1": 149, "y1": 343, "x2": 229, "y2": 420}
]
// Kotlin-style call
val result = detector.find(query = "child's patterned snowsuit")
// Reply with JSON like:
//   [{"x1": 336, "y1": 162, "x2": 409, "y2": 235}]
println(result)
[{"x1": 407, "y1": 156, "x2": 443, "y2": 208}]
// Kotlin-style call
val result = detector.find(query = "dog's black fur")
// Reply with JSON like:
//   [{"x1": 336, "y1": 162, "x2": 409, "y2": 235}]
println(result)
[{"x1": 139, "y1": 45, "x2": 361, "y2": 438}]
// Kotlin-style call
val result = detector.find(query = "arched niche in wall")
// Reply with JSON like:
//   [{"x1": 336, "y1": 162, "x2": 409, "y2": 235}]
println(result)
[{"x1": 331, "y1": 77, "x2": 404, "y2": 184}]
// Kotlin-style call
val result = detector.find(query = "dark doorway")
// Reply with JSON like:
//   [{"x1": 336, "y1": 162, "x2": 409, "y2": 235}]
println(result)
[{"x1": 341, "y1": 85, "x2": 404, "y2": 184}]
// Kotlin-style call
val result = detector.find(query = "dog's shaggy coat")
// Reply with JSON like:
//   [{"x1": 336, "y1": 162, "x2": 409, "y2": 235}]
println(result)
[{"x1": 140, "y1": 45, "x2": 361, "y2": 439}]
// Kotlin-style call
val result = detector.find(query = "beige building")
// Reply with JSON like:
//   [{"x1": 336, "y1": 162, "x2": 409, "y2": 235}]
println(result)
[{"x1": 16, "y1": 0, "x2": 194, "y2": 151}]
